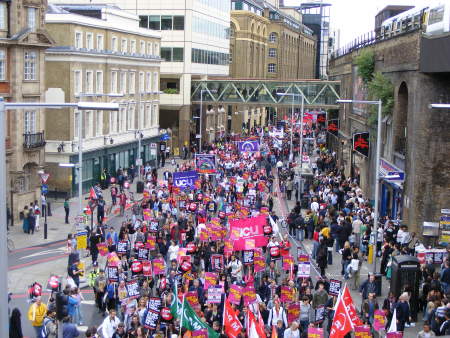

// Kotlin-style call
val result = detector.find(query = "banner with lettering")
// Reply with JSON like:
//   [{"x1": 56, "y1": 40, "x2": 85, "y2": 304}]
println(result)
[
  {"x1": 228, "y1": 284, "x2": 243, "y2": 305},
  {"x1": 204, "y1": 272, "x2": 218, "y2": 290},
  {"x1": 307, "y1": 327, "x2": 324, "y2": 338},
  {"x1": 281, "y1": 286, "x2": 294, "y2": 303},
  {"x1": 354, "y1": 325, "x2": 372, "y2": 337},
  {"x1": 152, "y1": 258, "x2": 166, "y2": 275},
  {"x1": 287, "y1": 302, "x2": 300, "y2": 324},
  {"x1": 229, "y1": 215, "x2": 268, "y2": 250},
  {"x1": 373, "y1": 309, "x2": 386, "y2": 331},
  {"x1": 243, "y1": 284, "x2": 256, "y2": 306}
]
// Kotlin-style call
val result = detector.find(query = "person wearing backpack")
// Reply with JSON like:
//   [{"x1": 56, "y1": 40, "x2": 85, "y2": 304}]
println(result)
[{"x1": 41, "y1": 310, "x2": 57, "y2": 338}]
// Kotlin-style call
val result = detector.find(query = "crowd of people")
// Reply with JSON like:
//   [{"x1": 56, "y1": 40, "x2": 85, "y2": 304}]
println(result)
[{"x1": 9, "y1": 118, "x2": 450, "y2": 338}]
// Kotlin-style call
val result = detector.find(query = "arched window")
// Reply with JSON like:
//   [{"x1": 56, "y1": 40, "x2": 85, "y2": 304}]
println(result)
[{"x1": 269, "y1": 32, "x2": 277, "y2": 43}]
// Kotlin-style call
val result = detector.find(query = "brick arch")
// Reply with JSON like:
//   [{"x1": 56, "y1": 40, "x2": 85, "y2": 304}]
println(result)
[
  {"x1": 230, "y1": 17, "x2": 241, "y2": 32},
  {"x1": 394, "y1": 81, "x2": 408, "y2": 156}
]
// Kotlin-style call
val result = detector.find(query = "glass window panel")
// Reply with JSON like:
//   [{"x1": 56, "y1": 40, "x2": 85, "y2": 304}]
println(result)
[
  {"x1": 172, "y1": 48, "x2": 184, "y2": 61},
  {"x1": 149, "y1": 16, "x2": 160, "y2": 30},
  {"x1": 173, "y1": 16, "x2": 184, "y2": 30},
  {"x1": 161, "y1": 47, "x2": 172, "y2": 61},
  {"x1": 139, "y1": 16, "x2": 148, "y2": 28},
  {"x1": 161, "y1": 16, "x2": 173, "y2": 30}
]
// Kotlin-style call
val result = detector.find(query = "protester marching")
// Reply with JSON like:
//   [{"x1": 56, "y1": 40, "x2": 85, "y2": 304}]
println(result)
[{"x1": 10, "y1": 116, "x2": 450, "y2": 338}]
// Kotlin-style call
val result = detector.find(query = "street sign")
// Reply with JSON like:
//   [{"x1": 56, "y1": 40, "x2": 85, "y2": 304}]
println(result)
[
  {"x1": 353, "y1": 132, "x2": 370, "y2": 158},
  {"x1": 160, "y1": 133, "x2": 170, "y2": 141},
  {"x1": 39, "y1": 173, "x2": 50, "y2": 184},
  {"x1": 195, "y1": 134, "x2": 201, "y2": 139},
  {"x1": 442, "y1": 209, "x2": 450, "y2": 214},
  {"x1": 136, "y1": 158, "x2": 143, "y2": 166},
  {"x1": 150, "y1": 143, "x2": 157, "y2": 149},
  {"x1": 386, "y1": 171, "x2": 405, "y2": 181},
  {"x1": 41, "y1": 184, "x2": 48, "y2": 195}
]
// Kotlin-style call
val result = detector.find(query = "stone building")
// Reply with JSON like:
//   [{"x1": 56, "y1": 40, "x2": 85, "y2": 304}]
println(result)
[
  {"x1": 328, "y1": 29, "x2": 450, "y2": 236},
  {"x1": 44, "y1": 4, "x2": 161, "y2": 195},
  {"x1": 2, "y1": 0, "x2": 55, "y2": 221}
]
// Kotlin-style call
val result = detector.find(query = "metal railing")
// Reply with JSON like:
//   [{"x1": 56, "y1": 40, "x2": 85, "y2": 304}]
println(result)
[{"x1": 23, "y1": 131, "x2": 46, "y2": 149}]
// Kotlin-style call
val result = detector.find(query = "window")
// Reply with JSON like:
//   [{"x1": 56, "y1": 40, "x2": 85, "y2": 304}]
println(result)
[
  {"x1": 24, "y1": 111, "x2": 36, "y2": 134},
  {"x1": 112, "y1": 36, "x2": 118, "y2": 52},
  {"x1": 0, "y1": 50, "x2": 6, "y2": 80},
  {"x1": 75, "y1": 32, "x2": 83, "y2": 49},
  {"x1": 149, "y1": 16, "x2": 160, "y2": 30},
  {"x1": 269, "y1": 32, "x2": 277, "y2": 43},
  {"x1": 268, "y1": 48, "x2": 277, "y2": 57},
  {"x1": 24, "y1": 51, "x2": 37, "y2": 80},
  {"x1": 110, "y1": 111, "x2": 118, "y2": 133},
  {"x1": 86, "y1": 110, "x2": 94, "y2": 138},
  {"x1": 173, "y1": 16, "x2": 185, "y2": 30},
  {"x1": 160, "y1": 47, "x2": 184, "y2": 62},
  {"x1": 140, "y1": 41, "x2": 145, "y2": 55},
  {"x1": 74, "y1": 70, "x2": 82, "y2": 94},
  {"x1": 86, "y1": 33, "x2": 93, "y2": 50},
  {"x1": 191, "y1": 48, "x2": 229, "y2": 65},
  {"x1": 74, "y1": 111, "x2": 80, "y2": 138},
  {"x1": 96, "y1": 71, "x2": 103, "y2": 94},
  {"x1": 147, "y1": 42, "x2": 153, "y2": 56},
  {"x1": 429, "y1": 6, "x2": 445, "y2": 25},
  {"x1": 145, "y1": 104, "x2": 151, "y2": 128},
  {"x1": 139, "y1": 16, "x2": 148, "y2": 29},
  {"x1": 119, "y1": 71, "x2": 127, "y2": 94},
  {"x1": 192, "y1": 15, "x2": 228, "y2": 39},
  {"x1": 139, "y1": 103, "x2": 144, "y2": 129},
  {"x1": 96, "y1": 111, "x2": 103, "y2": 136},
  {"x1": 119, "y1": 107, "x2": 126, "y2": 132},
  {"x1": 153, "y1": 72, "x2": 158, "y2": 92},
  {"x1": 97, "y1": 35, "x2": 104, "y2": 51},
  {"x1": 139, "y1": 72, "x2": 145, "y2": 93},
  {"x1": 27, "y1": 7, "x2": 37, "y2": 31},
  {"x1": 127, "y1": 104, "x2": 135, "y2": 130},
  {"x1": 153, "y1": 104, "x2": 158, "y2": 126},
  {"x1": 154, "y1": 43, "x2": 159, "y2": 56},
  {"x1": 86, "y1": 70, "x2": 93, "y2": 93},
  {"x1": 161, "y1": 16, "x2": 173, "y2": 30},
  {"x1": 0, "y1": 3, "x2": 7, "y2": 30},
  {"x1": 268, "y1": 63, "x2": 276, "y2": 73},
  {"x1": 111, "y1": 71, "x2": 118, "y2": 93},
  {"x1": 121, "y1": 39, "x2": 128, "y2": 53},
  {"x1": 130, "y1": 40, "x2": 136, "y2": 54},
  {"x1": 129, "y1": 72, "x2": 136, "y2": 94},
  {"x1": 146, "y1": 72, "x2": 152, "y2": 92}
]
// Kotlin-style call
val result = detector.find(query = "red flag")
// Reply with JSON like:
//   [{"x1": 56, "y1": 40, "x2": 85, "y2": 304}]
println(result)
[
  {"x1": 247, "y1": 310, "x2": 266, "y2": 338},
  {"x1": 89, "y1": 187, "x2": 98, "y2": 200},
  {"x1": 271, "y1": 325, "x2": 277, "y2": 338},
  {"x1": 342, "y1": 284, "x2": 363, "y2": 327},
  {"x1": 329, "y1": 295, "x2": 352, "y2": 338},
  {"x1": 223, "y1": 297, "x2": 243, "y2": 338}
]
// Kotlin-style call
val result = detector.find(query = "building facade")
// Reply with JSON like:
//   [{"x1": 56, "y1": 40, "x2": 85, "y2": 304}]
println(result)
[
  {"x1": 1, "y1": 0, "x2": 55, "y2": 221},
  {"x1": 44, "y1": 4, "x2": 161, "y2": 195},
  {"x1": 328, "y1": 30, "x2": 450, "y2": 237},
  {"x1": 49, "y1": 0, "x2": 231, "y2": 155}
]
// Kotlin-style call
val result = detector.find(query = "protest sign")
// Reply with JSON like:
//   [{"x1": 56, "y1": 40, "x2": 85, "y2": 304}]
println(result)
[
  {"x1": 207, "y1": 286, "x2": 222, "y2": 304},
  {"x1": 254, "y1": 256, "x2": 266, "y2": 273},
  {"x1": 107, "y1": 266, "x2": 119, "y2": 282},
  {"x1": 126, "y1": 280, "x2": 140, "y2": 299},
  {"x1": 147, "y1": 297, "x2": 162, "y2": 313},
  {"x1": 315, "y1": 305, "x2": 325, "y2": 323},
  {"x1": 354, "y1": 325, "x2": 372, "y2": 337},
  {"x1": 281, "y1": 286, "x2": 294, "y2": 303},
  {"x1": 373, "y1": 309, "x2": 386, "y2": 331},
  {"x1": 228, "y1": 285, "x2": 243, "y2": 305},
  {"x1": 142, "y1": 260, "x2": 152, "y2": 277},
  {"x1": 210, "y1": 254, "x2": 224, "y2": 272},
  {"x1": 329, "y1": 279, "x2": 342, "y2": 297},
  {"x1": 204, "y1": 272, "x2": 218, "y2": 290},
  {"x1": 143, "y1": 310, "x2": 159, "y2": 330},
  {"x1": 297, "y1": 262, "x2": 311, "y2": 278},
  {"x1": 287, "y1": 302, "x2": 300, "y2": 324},
  {"x1": 243, "y1": 250, "x2": 254, "y2": 265},
  {"x1": 307, "y1": 327, "x2": 324, "y2": 337},
  {"x1": 76, "y1": 231, "x2": 87, "y2": 250},
  {"x1": 117, "y1": 241, "x2": 128, "y2": 254},
  {"x1": 243, "y1": 285, "x2": 256, "y2": 306},
  {"x1": 282, "y1": 255, "x2": 294, "y2": 271},
  {"x1": 152, "y1": 258, "x2": 165, "y2": 275}
]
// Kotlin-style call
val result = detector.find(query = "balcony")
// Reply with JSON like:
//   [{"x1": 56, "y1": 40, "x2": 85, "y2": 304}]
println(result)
[{"x1": 23, "y1": 132, "x2": 46, "y2": 150}]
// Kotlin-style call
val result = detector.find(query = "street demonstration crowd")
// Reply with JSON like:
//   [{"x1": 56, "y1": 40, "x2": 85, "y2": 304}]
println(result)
[{"x1": 11, "y1": 122, "x2": 450, "y2": 338}]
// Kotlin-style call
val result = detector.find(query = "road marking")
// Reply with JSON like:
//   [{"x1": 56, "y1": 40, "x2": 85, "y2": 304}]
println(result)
[
  {"x1": 9, "y1": 253, "x2": 68, "y2": 271},
  {"x1": 81, "y1": 300, "x2": 96, "y2": 305},
  {"x1": 10, "y1": 240, "x2": 66, "y2": 254},
  {"x1": 19, "y1": 246, "x2": 67, "y2": 260}
]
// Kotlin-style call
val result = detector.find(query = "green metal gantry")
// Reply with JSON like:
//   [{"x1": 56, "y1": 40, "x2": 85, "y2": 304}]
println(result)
[{"x1": 191, "y1": 79, "x2": 340, "y2": 108}]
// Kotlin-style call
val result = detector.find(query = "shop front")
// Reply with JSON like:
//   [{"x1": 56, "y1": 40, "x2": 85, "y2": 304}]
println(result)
[
  {"x1": 379, "y1": 158, "x2": 405, "y2": 221},
  {"x1": 70, "y1": 137, "x2": 159, "y2": 194}
]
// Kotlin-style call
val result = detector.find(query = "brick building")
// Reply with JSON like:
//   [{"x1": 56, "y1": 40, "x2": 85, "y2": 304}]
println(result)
[{"x1": 329, "y1": 30, "x2": 450, "y2": 236}]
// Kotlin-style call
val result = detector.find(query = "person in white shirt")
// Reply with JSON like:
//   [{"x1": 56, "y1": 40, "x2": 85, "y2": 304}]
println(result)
[
  {"x1": 168, "y1": 241, "x2": 179, "y2": 262},
  {"x1": 310, "y1": 198, "x2": 319, "y2": 214},
  {"x1": 226, "y1": 255, "x2": 243, "y2": 282},
  {"x1": 268, "y1": 300, "x2": 288, "y2": 328},
  {"x1": 101, "y1": 309, "x2": 121, "y2": 338}
]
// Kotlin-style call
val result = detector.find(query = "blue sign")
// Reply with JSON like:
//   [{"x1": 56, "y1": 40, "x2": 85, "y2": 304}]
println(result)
[
  {"x1": 160, "y1": 133, "x2": 170, "y2": 141},
  {"x1": 237, "y1": 140, "x2": 260, "y2": 152},
  {"x1": 386, "y1": 171, "x2": 405, "y2": 181},
  {"x1": 173, "y1": 170, "x2": 198, "y2": 191},
  {"x1": 41, "y1": 184, "x2": 48, "y2": 195}
]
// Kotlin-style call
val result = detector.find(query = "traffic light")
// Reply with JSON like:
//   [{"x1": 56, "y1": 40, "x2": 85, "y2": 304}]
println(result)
[{"x1": 55, "y1": 291, "x2": 68, "y2": 320}]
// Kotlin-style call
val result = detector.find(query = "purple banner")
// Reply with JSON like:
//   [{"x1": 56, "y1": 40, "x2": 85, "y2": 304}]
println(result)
[
  {"x1": 195, "y1": 154, "x2": 216, "y2": 174},
  {"x1": 238, "y1": 140, "x2": 260, "y2": 152},
  {"x1": 173, "y1": 170, "x2": 198, "y2": 191}
]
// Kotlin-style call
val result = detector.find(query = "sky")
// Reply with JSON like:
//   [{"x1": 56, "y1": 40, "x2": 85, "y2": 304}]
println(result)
[{"x1": 284, "y1": 0, "x2": 435, "y2": 47}]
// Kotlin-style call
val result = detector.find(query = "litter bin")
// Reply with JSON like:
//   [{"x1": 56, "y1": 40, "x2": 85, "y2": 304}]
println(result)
[
  {"x1": 136, "y1": 181, "x2": 144, "y2": 194},
  {"x1": 390, "y1": 255, "x2": 420, "y2": 321}
]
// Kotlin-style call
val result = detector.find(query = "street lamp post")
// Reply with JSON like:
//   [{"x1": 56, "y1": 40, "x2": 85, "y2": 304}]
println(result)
[
  {"x1": 0, "y1": 98, "x2": 119, "y2": 338},
  {"x1": 337, "y1": 99, "x2": 382, "y2": 274},
  {"x1": 134, "y1": 129, "x2": 143, "y2": 180},
  {"x1": 276, "y1": 92, "x2": 305, "y2": 162}
]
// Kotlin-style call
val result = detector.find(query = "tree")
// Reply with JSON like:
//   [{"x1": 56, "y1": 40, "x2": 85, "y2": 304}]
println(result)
[{"x1": 355, "y1": 49, "x2": 375, "y2": 84}]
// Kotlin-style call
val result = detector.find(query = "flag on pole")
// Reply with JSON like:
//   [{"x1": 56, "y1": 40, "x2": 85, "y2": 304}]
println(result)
[
  {"x1": 329, "y1": 291, "x2": 353, "y2": 338},
  {"x1": 223, "y1": 297, "x2": 243, "y2": 338},
  {"x1": 89, "y1": 187, "x2": 98, "y2": 200},
  {"x1": 388, "y1": 308, "x2": 398, "y2": 333},
  {"x1": 247, "y1": 310, "x2": 266, "y2": 338},
  {"x1": 341, "y1": 284, "x2": 363, "y2": 327}
]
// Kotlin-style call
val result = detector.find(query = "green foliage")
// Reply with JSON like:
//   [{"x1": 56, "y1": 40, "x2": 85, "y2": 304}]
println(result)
[
  {"x1": 366, "y1": 72, "x2": 394, "y2": 127},
  {"x1": 163, "y1": 88, "x2": 179, "y2": 94},
  {"x1": 355, "y1": 49, "x2": 375, "y2": 84}
]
